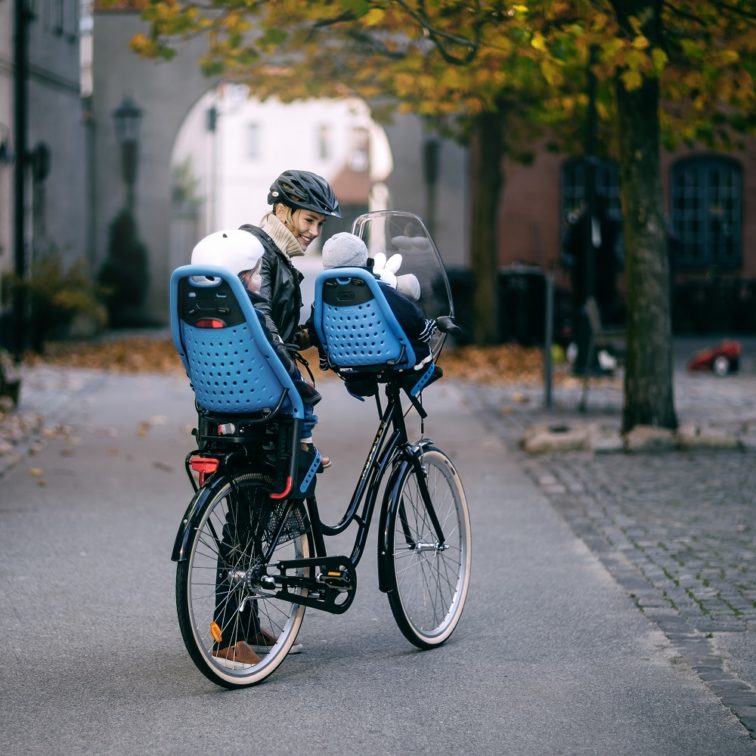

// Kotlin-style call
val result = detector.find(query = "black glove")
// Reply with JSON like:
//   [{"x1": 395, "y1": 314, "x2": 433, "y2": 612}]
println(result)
[{"x1": 293, "y1": 326, "x2": 312, "y2": 350}]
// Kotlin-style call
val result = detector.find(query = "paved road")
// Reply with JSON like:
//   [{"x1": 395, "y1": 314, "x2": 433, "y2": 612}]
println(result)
[{"x1": 1, "y1": 366, "x2": 754, "y2": 754}]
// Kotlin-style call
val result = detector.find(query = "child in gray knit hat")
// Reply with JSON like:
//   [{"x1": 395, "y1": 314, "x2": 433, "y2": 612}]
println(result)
[{"x1": 320, "y1": 233, "x2": 436, "y2": 369}]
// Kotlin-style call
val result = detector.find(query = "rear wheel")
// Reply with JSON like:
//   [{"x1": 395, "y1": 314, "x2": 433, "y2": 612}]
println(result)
[
  {"x1": 386, "y1": 447, "x2": 471, "y2": 648},
  {"x1": 176, "y1": 474, "x2": 312, "y2": 688}
]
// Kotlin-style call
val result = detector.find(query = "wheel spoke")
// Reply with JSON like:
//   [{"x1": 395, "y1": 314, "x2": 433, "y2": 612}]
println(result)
[
  {"x1": 176, "y1": 476, "x2": 311, "y2": 687},
  {"x1": 387, "y1": 449, "x2": 471, "y2": 648}
]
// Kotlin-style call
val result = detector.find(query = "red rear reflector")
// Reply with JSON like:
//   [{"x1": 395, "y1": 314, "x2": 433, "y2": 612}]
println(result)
[
  {"x1": 195, "y1": 318, "x2": 226, "y2": 329},
  {"x1": 190, "y1": 458, "x2": 220, "y2": 474}
]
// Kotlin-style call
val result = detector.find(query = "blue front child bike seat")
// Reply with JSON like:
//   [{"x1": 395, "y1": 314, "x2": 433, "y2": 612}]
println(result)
[{"x1": 312, "y1": 268, "x2": 417, "y2": 372}]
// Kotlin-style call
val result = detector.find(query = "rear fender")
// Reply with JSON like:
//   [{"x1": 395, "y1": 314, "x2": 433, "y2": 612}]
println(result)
[{"x1": 171, "y1": 474, "x2": 229, "y2": 562}]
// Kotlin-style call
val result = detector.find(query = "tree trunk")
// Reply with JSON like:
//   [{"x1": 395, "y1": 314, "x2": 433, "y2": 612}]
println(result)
[
  {"x1": 469, "y1": 110, "x2": 504, "y2": 345},
  {"x1": 613, "y1": 3, "x2": 677, "y2": 431}
]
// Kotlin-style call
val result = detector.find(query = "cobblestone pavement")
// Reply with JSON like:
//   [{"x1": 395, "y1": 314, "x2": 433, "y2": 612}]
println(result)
[{"x1": 460, "y1": 359, "x2": 756, "y2": 740}]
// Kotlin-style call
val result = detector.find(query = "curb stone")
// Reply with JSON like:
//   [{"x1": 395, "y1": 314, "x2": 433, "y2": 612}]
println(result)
[
  {"x1": 677, "y1": 422, "x2": 742, "y2": 450},
  {"x1": 624, "y1": 424, "x2": 678, "y2": 452},
  {"x1": 520, "y1": 421, "x2": 744, "y2": 454}
]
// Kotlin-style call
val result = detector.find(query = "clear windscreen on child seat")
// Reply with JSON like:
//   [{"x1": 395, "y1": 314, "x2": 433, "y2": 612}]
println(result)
[{"x1": 351, "y1": 211, "x2": 454, "y2": 359}]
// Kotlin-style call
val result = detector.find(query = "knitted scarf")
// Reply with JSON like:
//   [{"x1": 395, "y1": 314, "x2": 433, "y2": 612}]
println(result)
[{"x1": 259, "y1": 212, "x2": 303, "y2": 259}]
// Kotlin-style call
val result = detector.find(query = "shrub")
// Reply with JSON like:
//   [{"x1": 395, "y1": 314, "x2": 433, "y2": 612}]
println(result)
[
  {"x1": 5, "y1": 250, "x2": 107, "y2": 353},
  {"x1": 98, "y1": 209, "x2": 150, "y2": 327}
]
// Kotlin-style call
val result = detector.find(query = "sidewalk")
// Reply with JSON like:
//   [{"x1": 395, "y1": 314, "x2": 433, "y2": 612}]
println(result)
[{"x1": 457, "y1": 336, "x2": 756, "y2": 739}]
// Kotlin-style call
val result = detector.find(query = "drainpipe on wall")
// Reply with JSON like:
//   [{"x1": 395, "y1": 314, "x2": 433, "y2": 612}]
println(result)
[{"x1": 12, "y1": 0, "x2": 31, "y2": 360}]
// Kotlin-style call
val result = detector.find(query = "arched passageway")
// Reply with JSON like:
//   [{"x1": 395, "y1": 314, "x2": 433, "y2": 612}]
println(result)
[{"x1": 93, "y1": 10, "x2": 467, "y2": 323}]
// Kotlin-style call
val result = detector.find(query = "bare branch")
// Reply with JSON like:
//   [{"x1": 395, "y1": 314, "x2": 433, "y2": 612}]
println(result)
[
  {"x1": 709, "y1": 0, "x2": 756, "y2": 20},
  {"x1": 661, "y1": 1, "x2": 706, "y2": 25},
  {"x1": 395, "y1": 0, "x2": 481, "y2": 65},
  {"x1": 312, "y1": 10, "x2": 360, "y2": 28}
]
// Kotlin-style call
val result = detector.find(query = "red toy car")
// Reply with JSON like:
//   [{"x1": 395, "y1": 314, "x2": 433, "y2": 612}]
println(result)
[{"x1": 687, "y1": 340, "x2": 742, "y2": 376}]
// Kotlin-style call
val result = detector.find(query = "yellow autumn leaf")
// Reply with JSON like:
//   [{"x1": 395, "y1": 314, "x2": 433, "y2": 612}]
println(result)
[
  {"x1": 593, "y1": 13, "x2": 609, "y2": 31},
  {"x1": 531, "y1": 32, "x2": 546, "y2": 52},
  {"x1": 709, "y1": 49, "x2": 740, "y2": 66},
  {"x1": 632, "y1": 35, "x2": 649, "y2": 50},
  {"x1": 131, "y1": 32, "x2": 151, "y2": 50},
  {"x1": 621, "y1": 69, "x2": 643, "y2": 91},
  {"x1": 362, "y1": 8, "x2": 385, "y2": 27},
  {"x1": 540, "y1": 59, "x2": 564, "y2": 86},
  {"x1": 652, "y1": 48, "x2": 668, "y2": 74},
  {"x1": 600, "y1": 38, "x2": 624, "y2": 64},
  {"x1": 393, "y1": 73, "x2": 415, "y2": 94}
]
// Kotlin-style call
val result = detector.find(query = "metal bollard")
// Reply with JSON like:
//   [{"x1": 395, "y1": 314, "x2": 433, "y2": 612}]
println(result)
[{"x1": 543, "y1": 273, "x2": 554, "y2": 408}]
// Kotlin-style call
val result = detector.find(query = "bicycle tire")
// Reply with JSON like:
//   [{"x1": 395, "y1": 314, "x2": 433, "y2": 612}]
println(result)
[
  {"x1": 176, "y1": 473, "x2": 313, "y2": 688},
  {"x1": 385, "y1": 446, "x2": 471, "y2": 649}
]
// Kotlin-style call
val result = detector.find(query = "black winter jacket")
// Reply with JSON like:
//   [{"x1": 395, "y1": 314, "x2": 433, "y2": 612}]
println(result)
[{"x1": 239, "y1": 224, "x2": 303, "y2": 346}]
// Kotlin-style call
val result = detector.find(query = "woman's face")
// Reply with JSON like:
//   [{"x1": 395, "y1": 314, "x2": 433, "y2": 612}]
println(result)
[{"x1": 277, "y1": 205, "x2": 327, "y2": 251}]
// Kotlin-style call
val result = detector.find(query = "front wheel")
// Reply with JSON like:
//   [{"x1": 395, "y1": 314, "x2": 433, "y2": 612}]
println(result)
[
  {"x1": 385, "y1": 446, "x2": 471, "y2": 648},
  {"x1": 176, "y1": 474, "x2": 313, "y2": 688}
]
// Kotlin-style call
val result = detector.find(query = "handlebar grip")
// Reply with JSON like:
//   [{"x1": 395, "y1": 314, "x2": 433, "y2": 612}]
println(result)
[{"x1": 436, "y1": 316, "x2": 465, "y2": 338}]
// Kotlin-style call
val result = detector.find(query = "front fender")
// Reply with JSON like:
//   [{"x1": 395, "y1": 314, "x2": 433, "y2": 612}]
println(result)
[
  {"x1": 376, "y1": 438, "x2": 435, "y2": 592},
  {"x1": 171, "y1": 473, "x2": 229, "y2": 562},
  {"x1": 376, "y1": 458, "x2": 407, "y2": 593}
]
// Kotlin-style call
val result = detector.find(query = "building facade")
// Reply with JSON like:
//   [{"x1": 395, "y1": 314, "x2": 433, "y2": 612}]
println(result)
[
  {"x1": 3, "y1": 2, "x2": 751, "y2": 339},
  {"x1": 497, "y1": 139, "x2": 756, "y2": 336},
  {"x1": 0, "y1": 0, "x2": 90, "y2": 345}
]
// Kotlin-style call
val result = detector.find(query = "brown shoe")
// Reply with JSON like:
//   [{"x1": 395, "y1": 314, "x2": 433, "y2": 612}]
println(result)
[
  {"x1": 212, "y1": 640, "x2": 261, "y2": 665},
  {"x1": 250, "y1": 629, "x2": 303, "y2": 655}
]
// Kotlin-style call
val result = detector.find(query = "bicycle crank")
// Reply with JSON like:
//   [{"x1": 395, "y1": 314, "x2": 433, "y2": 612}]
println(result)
[{"x1": 268, "y1": 555, "x2": 357, "y2": 615}]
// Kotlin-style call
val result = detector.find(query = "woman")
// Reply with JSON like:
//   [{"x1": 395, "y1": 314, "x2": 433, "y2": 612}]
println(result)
[
  {"x1": 240, "y1": 169, "x2": 340, "y2": 463},
  {"x1": 189, "y1": 170, "x2": 340, "y2": 667}
]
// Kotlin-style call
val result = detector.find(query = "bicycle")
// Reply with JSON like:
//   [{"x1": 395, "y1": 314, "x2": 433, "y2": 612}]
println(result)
[{"x1": 169, "y1": 211, "x2": 471, "y2": 688}]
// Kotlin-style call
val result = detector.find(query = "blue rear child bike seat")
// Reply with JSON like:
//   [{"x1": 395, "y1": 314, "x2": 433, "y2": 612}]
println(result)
[
  {"x1": 313, "y1": 268, "x2": 417, "y2": 371},
  {"x1": 170, "y1": 265, "x2": 304, "y2": 419}
]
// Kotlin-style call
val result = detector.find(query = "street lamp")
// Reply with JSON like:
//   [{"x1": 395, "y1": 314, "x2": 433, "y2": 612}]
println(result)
[{"x1": 112, "y1": 96, "x2": 142, "y2": 213}]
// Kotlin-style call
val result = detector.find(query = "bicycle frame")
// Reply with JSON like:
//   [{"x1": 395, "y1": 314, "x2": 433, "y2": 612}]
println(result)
[
  {"x1": 307, "y1": 377, "x2": 421, "y2": 563},
  {"x1": 173, "y1": 372, "x2": 448, "y2": 615}
]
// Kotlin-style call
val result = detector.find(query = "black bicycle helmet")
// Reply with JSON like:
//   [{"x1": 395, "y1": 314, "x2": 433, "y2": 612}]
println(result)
[{"x1": 267, "y1": 169, "x2": 341, "y2": 218}]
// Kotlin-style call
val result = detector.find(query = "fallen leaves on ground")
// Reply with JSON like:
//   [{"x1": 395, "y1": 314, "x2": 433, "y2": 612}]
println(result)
[
  {"x1": 22, "y1": 335, "x2": 567, "y2": 386},
  {"x1": 2, "y1": 334, "x2": 620, "y2": 467},
  {"x1": 23, "y1": 337, "x2": 185, "y2": 374},
  {"x1": 439, "y1": 343, "x2": 546, "y2": 384}
]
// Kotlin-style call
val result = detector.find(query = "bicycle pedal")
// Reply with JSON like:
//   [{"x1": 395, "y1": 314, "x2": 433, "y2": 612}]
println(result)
[{"x1": 317, "y1": 566, "x2": 352, "y2": 591}]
